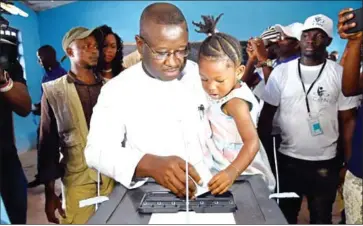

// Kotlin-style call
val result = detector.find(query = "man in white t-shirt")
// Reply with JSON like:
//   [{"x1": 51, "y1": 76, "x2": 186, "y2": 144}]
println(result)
[
  {"x1": 84, "y1": 3, "x2": 211, "y2": 199},
  {"x1": 258, "y1": 14, "x2": 360, "y2": 224}
]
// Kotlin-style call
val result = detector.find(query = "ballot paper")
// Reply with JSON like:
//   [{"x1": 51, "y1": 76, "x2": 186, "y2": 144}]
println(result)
[
  {"x1": 192, "y1": 161, "x2": 213, "y2": 197},
  {"x1": 79, "y1": 196, "x2": 109, "y2": 208},
  {"x1": 269, "y1": 192, "x2": 300, "y2": 199},
  {"x1": 149, "y1": 212, "x2": 236, "y2": 224}
]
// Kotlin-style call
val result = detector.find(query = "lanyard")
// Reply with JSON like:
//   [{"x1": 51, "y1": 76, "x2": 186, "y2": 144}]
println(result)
[{"x1": 297, "y1": 59, "x2": 327, "y2": 115}]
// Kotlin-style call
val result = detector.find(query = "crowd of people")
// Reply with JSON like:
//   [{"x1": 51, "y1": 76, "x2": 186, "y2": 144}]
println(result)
[{"x1": 0, "y1": 2, "x2": 362, "y2": 225}]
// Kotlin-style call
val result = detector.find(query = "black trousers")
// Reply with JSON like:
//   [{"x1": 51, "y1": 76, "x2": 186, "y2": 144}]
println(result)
[
  {"x1": 277, "y1": 152, "x2": 340, "y2": 224},
  {"x1": 0, "y1": 148, "x2": 28, "y2": 224}
]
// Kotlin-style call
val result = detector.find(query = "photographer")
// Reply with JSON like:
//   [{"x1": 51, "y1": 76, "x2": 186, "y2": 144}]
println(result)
[
  {"x1": 0, "y1": 38, "x2": 32, "y2": 224},
  {"x1": 246, "y1": 23, "x2": 302, "y2": 177}
]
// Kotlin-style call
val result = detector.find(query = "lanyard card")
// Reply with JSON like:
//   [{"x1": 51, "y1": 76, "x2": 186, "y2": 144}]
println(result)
[{"x1": 307, "y1": 114, "x2": 323, "y2": 136}]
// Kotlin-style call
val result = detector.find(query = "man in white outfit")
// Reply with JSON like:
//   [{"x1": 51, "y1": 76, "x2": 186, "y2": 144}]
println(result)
[{"x1": 85, "y1": 2, "x2": 212, "y2": 198}]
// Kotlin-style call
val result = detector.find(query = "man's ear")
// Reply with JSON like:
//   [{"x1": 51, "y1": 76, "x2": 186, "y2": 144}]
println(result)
[
  {"x1": 326, "y1": 37, "x2": 332, "y2": 47},
  {"x1": 66, "y1": 47, "x2": 73, "y2": 58},
  {"x1": 236, "y1": 64, "x2": 246, "y2": 80},
  {"x1": 135, "y1": 35, "x2": 143, "y2": 57}
]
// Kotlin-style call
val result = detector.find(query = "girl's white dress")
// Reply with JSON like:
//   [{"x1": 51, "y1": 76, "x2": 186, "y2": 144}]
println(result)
[{"x1": 206, "y1": 82, "x2": 276, "y2": 192}]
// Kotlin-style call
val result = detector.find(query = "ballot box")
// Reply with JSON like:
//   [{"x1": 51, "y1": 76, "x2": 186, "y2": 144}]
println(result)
[{"x1": 87, "y1": 175, "x2": 287, "y2": 224}]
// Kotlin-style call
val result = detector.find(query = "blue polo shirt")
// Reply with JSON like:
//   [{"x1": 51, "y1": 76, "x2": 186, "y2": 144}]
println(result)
[
  {"x1": 40, "y1": 64, "x2": 67, "y2": 93},
  {"x1": 348, "y1": 101, "x2": 363, "y2": 179}
]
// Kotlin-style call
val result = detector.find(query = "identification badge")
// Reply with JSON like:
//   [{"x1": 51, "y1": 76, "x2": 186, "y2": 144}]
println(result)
[{"x1": 308, "y1": 114, "x2": 323, "y2": 136}]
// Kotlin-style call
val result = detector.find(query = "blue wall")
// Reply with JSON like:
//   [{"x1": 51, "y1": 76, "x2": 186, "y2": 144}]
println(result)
[
  {"x1": 5, "y1": 2, "x2": 42, "y2": 153},
  {"x1": 37, "y1": 1, "x2": 362, "y2": 69},
  {"x1": 4, "y1": 1, "x2": 363, "y2": 153}
]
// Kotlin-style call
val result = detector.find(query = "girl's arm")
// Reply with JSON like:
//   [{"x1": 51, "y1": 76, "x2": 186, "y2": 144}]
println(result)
[
  {"x1": 223, "y1": 98, "x2": 260, "y2": 174},
  {"x1": 208, "y1": 97, "x2": 260, "y2": 195}
]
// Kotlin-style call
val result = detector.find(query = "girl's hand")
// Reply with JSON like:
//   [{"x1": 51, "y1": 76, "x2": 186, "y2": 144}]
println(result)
[{"x1": 208, "y1": 166, "x2": 240, "y2": 195}]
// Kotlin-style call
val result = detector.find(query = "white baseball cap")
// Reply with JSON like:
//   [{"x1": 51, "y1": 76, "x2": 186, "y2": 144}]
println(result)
[
  {"x1": 302, "y1": 14, "x2": 333, "y2": 38},
  {"x1": 274, "y1": 22, "x2": 303, "y2": 41}
]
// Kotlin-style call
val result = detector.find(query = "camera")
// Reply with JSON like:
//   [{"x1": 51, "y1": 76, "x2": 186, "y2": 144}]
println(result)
[
  {"x1": 343, "y1": 7, "x2": 363, "y2": 34},
  {"x1": 0, "y1": 15, "x2": 9, "y2": 29},
  {"x1": 0, "y1": 36, "x2": 17, "y2": 71}
]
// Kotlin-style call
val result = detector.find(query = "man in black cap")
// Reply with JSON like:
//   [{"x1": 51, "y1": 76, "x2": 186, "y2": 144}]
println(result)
[{"x1": 38, "y1": 27, "x2": 114, "y2": 224}]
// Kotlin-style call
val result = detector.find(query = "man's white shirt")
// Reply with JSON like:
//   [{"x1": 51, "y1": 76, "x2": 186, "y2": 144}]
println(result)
[
  {"x1": 85, "y1": 61, "x2": 211, "y2": 188},
  {"x1": 263, "y1": 58, "x2": 361, "y2": 161}
]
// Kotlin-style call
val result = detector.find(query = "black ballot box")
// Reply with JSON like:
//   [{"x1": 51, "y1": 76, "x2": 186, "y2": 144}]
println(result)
[{"x1": 87, "y1": 175, "x2": 287, "y2": 224}]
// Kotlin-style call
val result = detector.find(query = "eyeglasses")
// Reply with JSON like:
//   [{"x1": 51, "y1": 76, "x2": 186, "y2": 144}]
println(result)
[{"x1": 138, "y1": 36, "x2": 190, "y2": 61}]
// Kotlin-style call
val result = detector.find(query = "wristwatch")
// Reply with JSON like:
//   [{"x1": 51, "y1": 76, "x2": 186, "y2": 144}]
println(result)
[
  {"x1": 0, "y1": 70, "x2": 10, "y2": 86},
  {"x1": 259, "y1": 59, "x2": 274, "y2": 68}
]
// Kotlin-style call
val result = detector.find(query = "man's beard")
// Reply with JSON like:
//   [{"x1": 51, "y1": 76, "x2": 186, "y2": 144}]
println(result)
[{"x1": 84, "y1": 64, "x2": 96, "y2": 70}]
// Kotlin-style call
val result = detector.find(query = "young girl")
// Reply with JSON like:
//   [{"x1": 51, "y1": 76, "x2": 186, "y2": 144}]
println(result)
[{"x1": 193, "y1": 14, "x2": 275, "y2": 194}]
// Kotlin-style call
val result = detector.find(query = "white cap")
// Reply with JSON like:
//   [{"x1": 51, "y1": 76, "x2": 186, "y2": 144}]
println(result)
[
  {"x1": 302, "y1": 14, "x2": 333, "y2": 38},
  {"x1": 274, "y1": 22, "x2": 303, "y2": 41}
]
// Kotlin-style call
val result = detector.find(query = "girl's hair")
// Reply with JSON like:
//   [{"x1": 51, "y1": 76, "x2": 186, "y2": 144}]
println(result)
[
  {"x1": 93, "y1": 25, "x2": 124, "y2": 76},
  {"x1": 193, "y1": 14, "x2": 243, "y2": 66}
]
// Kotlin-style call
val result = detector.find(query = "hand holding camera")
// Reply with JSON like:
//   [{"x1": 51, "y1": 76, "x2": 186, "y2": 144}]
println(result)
[{"x1": 338, "y1": 7, "x2": 363, "y2": 41}]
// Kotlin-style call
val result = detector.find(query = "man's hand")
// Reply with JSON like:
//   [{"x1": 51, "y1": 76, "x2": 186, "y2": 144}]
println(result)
[
  {"x1": 31, "y1": 103, "x2": 41, "y2": 116},
  {"x1": 338, "y1": 8, "x2": 363, "y2": 40},
  {"x1": 338, "y1": 166, "x2": 347, "y2": 192},
  {"x1": 250, "y1": 38, "x2": 269, "y2": 62},
  {"x1": 151, "y1": 156, "x2": 202, "y2": 198},
  {"x1": 247, "y1": 38, "x2": 257, "y2": 61},
  {"x1": 45, "y1": 191, "x2": 65, "y2": 224},
  {"x1": 208, "y1": 166, "x2": 239, "y2": 195}
]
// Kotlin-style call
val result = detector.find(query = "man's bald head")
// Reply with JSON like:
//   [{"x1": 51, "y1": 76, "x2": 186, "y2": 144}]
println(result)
[{"x1": 140, "y1": 2, "x2": 187, "y2": 38}]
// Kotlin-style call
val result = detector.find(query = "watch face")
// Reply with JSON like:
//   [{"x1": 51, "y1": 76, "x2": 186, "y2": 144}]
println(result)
[
  {"x1": 0, "y1": 70, "x2": 9, "y2": 84},
  {"x1": 266, "y1": 59, "x2": 273, "y2": 67}
]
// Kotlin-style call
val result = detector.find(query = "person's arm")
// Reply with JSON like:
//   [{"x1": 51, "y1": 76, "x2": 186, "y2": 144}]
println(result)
[
  {"x1": 251, "y1": 38, "x2": 274, "y2": 82},
  {"x1": 224, "y1": 98, "x2": 260, "y2": 173},
  {"x1": 0, "y1": 62, "x2": 31, "y2": 117},
  {"x1": 85, "y1": 85, "x2": 146, "y2": 189},
  {"x1": 340, "y1": 39, "x2": 363, "y2": 96},
  {"x1": 337, "y1": 8, "x2": 363, "y2": 96},
  {"x1": 37, "y1": 94, "x2": 65, "y2": 224},
  {"x1": 241, "y1": 39, "x2": 259, "y2": 87},
  {"x1": 242, "y1": 58, "x2": 259, "y2": 87},
  {"x1": 338, "y1": 109, "x2": 356, "y2": 164},
  {"x1": 256, "y1": 66, "x2": 283, "y2": 147},
  {"x1": 38, "y1": 95, "x2": 62, "y2": 184},
  {"x1": 208, "y1": 98, "x2": 260, "y2": 195},
  {"x1": 260, "y1": 65, "x2": 274, "y2": 83},
  {"x1": 337, "y1": 61, "x2": 362, "y2": 161}
]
